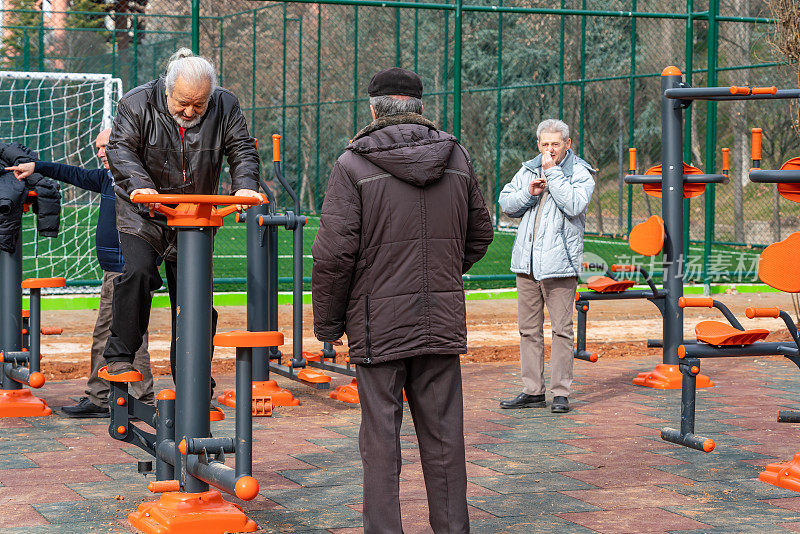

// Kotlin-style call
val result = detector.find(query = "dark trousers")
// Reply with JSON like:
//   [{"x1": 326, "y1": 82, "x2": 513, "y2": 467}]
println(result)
[
  {"x1": 103, "y1": 232, "x2": 217, "y2": 394},
  {"x1": 356, "y1": 354, "x2": 469, "y2": 534}
]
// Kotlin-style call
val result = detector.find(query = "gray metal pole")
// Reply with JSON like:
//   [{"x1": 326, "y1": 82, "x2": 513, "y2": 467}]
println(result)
[
  {"x1": 235, "y1": 346, "x2": 252, "y2": 477},
  {"x1": 156, "y1": 396, "x2": 176, "y2": 481},
  {"x1": 661, "y1": 68, "x2": 685, "y2": 367},
  {"x1": 175, "y1": 228, "x2": 213, "y2": 494},
  {"x1": 267, "y1": 225, "x2": 280, "y2": 362},
  {"x1": 247, "y1": 203, "x2": 270, "y2": 381},
  {"x1": 0, "y1": 243, "x2": 22, "y2": 390},
  {"x1": 28, "y1": 289, "x2": 40, "y2": 373},
  {"x1": 291, "y1": 219, "x2": 305, "y2": 367}
]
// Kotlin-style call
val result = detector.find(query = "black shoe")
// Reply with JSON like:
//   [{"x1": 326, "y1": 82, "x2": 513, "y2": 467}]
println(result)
[
  {"x1": 61, "y1": 397, "x2": 109, "y2": 418},
  {"x1": 500, "y1": 393, "x2": 546, "y2": 409},
  {"x1": 551, "y1": 396, "x2": 570, "y2": 413}
]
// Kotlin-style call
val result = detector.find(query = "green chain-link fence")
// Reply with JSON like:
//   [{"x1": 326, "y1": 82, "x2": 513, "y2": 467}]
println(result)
[{"x1": 1, "y1": 0, "x2": 797, "y2": 289}]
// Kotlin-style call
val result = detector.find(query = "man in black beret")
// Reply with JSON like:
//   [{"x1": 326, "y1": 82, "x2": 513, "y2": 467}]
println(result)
[{"x1": 312, "y1": 67, "x2": 493, "y2": 533}]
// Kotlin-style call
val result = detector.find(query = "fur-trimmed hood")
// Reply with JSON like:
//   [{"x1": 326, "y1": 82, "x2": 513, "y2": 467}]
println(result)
[{"x1": 346, "y1": 113, "x2": 456, "y2": 188}]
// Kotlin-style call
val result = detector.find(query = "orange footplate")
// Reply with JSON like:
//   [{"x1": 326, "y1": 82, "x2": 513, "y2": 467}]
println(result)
[
  {"x1": 694, "y1": 321, "x2": 769, "y2": 346},
  {"x1": 761, "y1": 452, "x2": 800, "y2": 492},
  {"x1": 586, "y1": 276, "x2": 635, "y2": 293}
]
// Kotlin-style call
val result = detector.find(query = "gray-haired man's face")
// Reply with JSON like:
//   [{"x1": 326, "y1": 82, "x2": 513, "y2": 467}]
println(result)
[
  {"x1": 537, "y1": 131, "x2": 571, "y2": 164},
  {"x1": 165, "y1": 76, "x2": 211, "y2": 128}
]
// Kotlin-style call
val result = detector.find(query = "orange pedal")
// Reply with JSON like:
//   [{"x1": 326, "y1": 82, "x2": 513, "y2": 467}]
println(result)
[
  {"x1": 632, "y1": 363, "x2": 715, "y2": 390},
  {"x1": 252, "y1": 396, "x2": 273, "y2": 416},
  {"x1": 0, "y1": 389, "x2": 52, "y2": 417},
  {"x1": 330, "y1": 378, "x2": 360, "y2": 404},
  {"x1": 98, "y1": 366, "x2": 143, "y2": 383},
  {"x1": 210, "y1": 406, "x2": 225, "y2": 421},
  {"x1": 761, "y1": 452, "x2": 800, "y2": 492},
  {"x1": 129, "y1": 490, "x2": 257, "y2": 534},
  {"x1": 297, "y1": 368, "x2": 331, "y2": 384},
  {"x1": 216, "y1": 380, "x2": 299, "y2": 408}
]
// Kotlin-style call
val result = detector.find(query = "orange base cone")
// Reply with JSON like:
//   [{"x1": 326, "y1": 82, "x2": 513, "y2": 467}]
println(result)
[
  {"x1": 0, "y1": 389, "x2": 52, "y2": 417},
  {"x1": 761, "y1": 452, "x2": 800, "y2": 493},
  {"x1": 216, "y1": 380, "x2": 299, "y2": 409},
  {"x1": 330, "y1": 378, "x2": 360, "y2": 404},
  {"x1": 632, "y1": 363, "x2": 714, "y2": 389},
  {"x1": 129, "y1": 490, "x2": 257, "y2": 534}
]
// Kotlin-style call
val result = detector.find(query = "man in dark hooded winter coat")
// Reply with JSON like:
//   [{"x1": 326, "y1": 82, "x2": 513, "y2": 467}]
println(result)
[{"x1": 311, "y1": 67, "x2": 494, "y2": 534}]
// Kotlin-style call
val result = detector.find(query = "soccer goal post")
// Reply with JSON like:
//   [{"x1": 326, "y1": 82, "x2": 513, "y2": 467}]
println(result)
[{"x1": 0, "y1": 71, "x2": 123, "y2": 286}]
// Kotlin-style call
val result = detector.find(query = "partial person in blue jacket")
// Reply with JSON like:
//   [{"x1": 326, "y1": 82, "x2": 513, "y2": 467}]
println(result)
[{"x1": 6, "y1": 128, "x2": 154, "y2": 417}]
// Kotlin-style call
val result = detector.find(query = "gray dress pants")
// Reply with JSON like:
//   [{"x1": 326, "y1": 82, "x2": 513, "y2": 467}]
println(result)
[
  {"x1": 356, "y1": 354, "x2": 469, "y2": 534},
  {"x1": 86, "y1": 270, "x2": 154, "y2": 408}
]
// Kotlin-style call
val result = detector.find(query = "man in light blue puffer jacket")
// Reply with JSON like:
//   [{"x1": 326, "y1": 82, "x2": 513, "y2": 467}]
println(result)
[{"x1": 498, "y1": 119, "x2": 595, "y2": 414}]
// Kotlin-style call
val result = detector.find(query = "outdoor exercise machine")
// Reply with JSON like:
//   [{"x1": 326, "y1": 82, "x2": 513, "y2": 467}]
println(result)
[
  {"x1": 217, "y1": 134, "x2": 352, "y2": 415},
  {"x1": 654, "y1": 95, "x2": 800, "y2": 457},
  {"x1": 99, "y1": 193, "x2": 276, "y2": 533},
  {"x1": 576, "y1": 66, "x2": 745, "y2": 389},
  {"x1": 0, "y1": 191, "x2": 65, "y2": 417}
]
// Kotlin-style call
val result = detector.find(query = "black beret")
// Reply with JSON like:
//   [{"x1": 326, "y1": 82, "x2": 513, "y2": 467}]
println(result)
[{"x1": 367, "y1": 67, "x2": 423, "y2": 99}]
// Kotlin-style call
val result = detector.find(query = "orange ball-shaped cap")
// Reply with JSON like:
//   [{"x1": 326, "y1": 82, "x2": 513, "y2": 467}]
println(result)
[
  {"x1": 235, "y1": 476, "x2": 260, "y2": 500},
  {"x1": 116, "y1": 396, "x2": 126, "y2": 406},
  {"x1": 157, "y1": 389, "x2": 176, "y2": 401},
  {"x1": 662, "y1": 66, "x2": 682, "y2": 77},
  {"x1": 179, "y1": 438, "x2": 188, "y2": 455},
  {"x1": 117, "y1": 426, "x2": 127, "y2": 435},
  {"x1": 28, "y1": 372, "x2": 45, "y2": 389}
]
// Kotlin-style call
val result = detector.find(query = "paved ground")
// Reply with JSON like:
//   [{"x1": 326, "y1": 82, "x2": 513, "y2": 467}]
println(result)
[{"x1": 3, "y1": 354, "x2": 800, "y2": 533}]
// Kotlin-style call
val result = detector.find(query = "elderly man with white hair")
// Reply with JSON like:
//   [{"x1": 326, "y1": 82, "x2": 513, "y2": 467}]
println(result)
[
  {"x1": 498, "y1": 118, "x2": 595, "y2": 414},
  {"x1": 102, "y1": 48, "x2": 261, "y2": 387}
]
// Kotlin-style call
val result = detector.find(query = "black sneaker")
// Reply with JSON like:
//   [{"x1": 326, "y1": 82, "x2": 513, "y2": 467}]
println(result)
[
  {"x1": 500, "y1": 393, "x2": 546, "y2": 409},
  {"x1": 61, "y1": 397, "x2": 109, "y2": 418},
  {"x1": 551, "y1": 396, "x2": 570, "y2": 413}
]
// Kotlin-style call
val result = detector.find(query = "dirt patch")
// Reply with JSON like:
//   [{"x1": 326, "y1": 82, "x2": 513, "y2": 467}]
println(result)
[{"x1": 37, "y1": 291, "x2": 799, "y2": 380}]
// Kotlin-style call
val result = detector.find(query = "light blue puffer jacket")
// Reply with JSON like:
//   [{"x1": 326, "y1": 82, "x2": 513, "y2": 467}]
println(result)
[{"x1": 498, "y1": 150, "x2": 595, "y2": 280}]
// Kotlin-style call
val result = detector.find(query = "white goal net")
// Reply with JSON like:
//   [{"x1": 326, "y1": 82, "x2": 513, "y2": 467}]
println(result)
[{"x1": 0, "y1": 71, "x2": 122, "y2": 286}]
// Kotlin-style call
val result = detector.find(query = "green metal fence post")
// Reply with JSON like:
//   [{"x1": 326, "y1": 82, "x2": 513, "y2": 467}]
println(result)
[
  {"x1": 352, "y1": 5, "x2": 359, "y2": 136},
  {"x1": 627, "y1": 0, "x2": 637, "y2": 234},
  {"x1": 192, "y1": 0, "x2": 200, "y2": 54},
  {"x1": 578, "y1": 0, "x2": 586, "y2": 157},
  {"x1": 558, "y1": 0, "x2": 565, "y2": 118},
  {"x1": 453, "y1": 0, "x2": 462, "y2": 140},
  {"x1": 703, "y1": 0, "x2": 719, "y2": 290},
  {"x1": 442, "y1": 5, "x2": 449, "y2": 131},
  {"x1": 282, "y1": 4, "x2": 287, "y2": 153},
  {"x1": 252, "y1": 9, "x2": 257, "y2": 129},
  {"x1": 683, "y1": 0, "x2": 693, "y2": 264},
  {"x1": 414, "y1": 0, "x2": 419, "y2": 72},
  {"x1": 315, "y1": 6, "x2": 322, "y2": 211},
  {"x1": 495, "y1": 0, "x2": 503, "y2": 228},
  {"x1": 219, "y1": 17, "x2": 225, "y2": 87},
  {"x1": 133, "y1": 15, "x2": 139, "y2": 87},
  {"x1": 395, "y1": 7, "x2": 401, "y2": 66},
  {"x1": 22, "y1": 29, "x2": 30, "y2": 71},
  {"x1": 296, "y1": 17, "x2": 303, "y2": 200},
  {"x1": 38, "y1": 12, "x2": 44, "y2": 71}
]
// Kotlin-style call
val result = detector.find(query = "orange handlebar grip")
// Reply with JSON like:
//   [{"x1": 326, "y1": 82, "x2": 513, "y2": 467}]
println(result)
[
  {"x1": 729, "y1": 86, "x2": 751, "y2": 95},
  {"x1": 721, "y1": 148, "x2": 730, "y2": 174},
  {"x1": 272, "y1": 134, "x2": 281, "y2": 162},
  {"x1": 611, "y1": 264, "x2": 637, "y2": 272},
  {"x1": 745, "y1": 307, "x2": 780, "y2": 319},
  {"x1": 628, "y1": 148, "x2": 636, "y2": 173},
  {"x1": 148, "y1": 480, "x2": 180, "y2": 493},
  {"x1": 752, "y1": 86, "x2": 777, "y2": 95},
  {"x1": 751, "y1": 128, "x2": 762, "y2": 163},
  {"x1": 678, "y1": 297, "x2": 714, "y2": 308}
]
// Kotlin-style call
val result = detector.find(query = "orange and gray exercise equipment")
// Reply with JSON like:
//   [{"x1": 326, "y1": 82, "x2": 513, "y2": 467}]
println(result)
[
  {"x1": 662, "y1": 148, "x2": 800, "y2": 457},
  {"x1": 103, "y1": 194, "x2": 270, "y2": 534},
  {"x1": 0, "y1": 191, "x2": 65, "y2": 417}
]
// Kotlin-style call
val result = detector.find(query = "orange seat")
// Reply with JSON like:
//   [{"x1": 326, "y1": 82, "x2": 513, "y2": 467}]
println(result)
[
  {"x1": 758, "y1": 233, "x2": 800, "y2": 293},
  {"x1": 643, "y1": 163, "x2": 707, "y2": 199},
  {"x1": 21, "y1": 277, "x2": 66, "y2": 289},
  {"x1": 629, "y1": 215, "x2": 665, "y2": 256},
  {"x1": 695, "y1": 320, "x2": 769, "y2": 346},
  {"x1": 778, "y1": 158, "x2": 800, "y2": 203},
  {"x1": 213, "y1": 330, "x2": 284, "y2": 348},
  {"x1": 587, "y1": 276, "x2": 635, "y2": 293}
]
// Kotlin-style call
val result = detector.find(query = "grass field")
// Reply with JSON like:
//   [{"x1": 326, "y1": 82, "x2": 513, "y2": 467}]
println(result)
[{"x1": 20, "y1": 207, "x2": 764, "y2": 293}]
